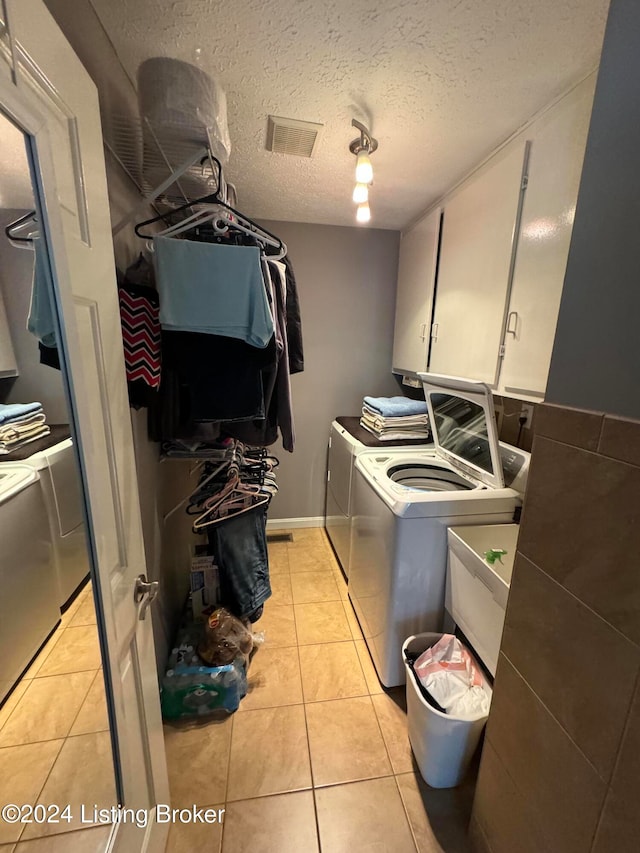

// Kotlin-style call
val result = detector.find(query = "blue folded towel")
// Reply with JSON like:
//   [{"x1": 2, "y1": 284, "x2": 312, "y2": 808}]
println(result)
[
  {"x1": 363, "y1": 396, "x2": 428, "y2": 418},
  {"x1": 0, "y1": 402, "x2": 43, "y2": 424},
  {"x1": 153, "y1": 236, "x2": 274, "y2": 348},
  {"x1": 27, "y1": 239, "x2": 57, "y2": 349}
]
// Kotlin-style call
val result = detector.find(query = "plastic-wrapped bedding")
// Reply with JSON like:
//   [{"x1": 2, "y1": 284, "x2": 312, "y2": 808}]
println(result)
[{"x1": 137, "y1": 57, "x2": 232, "y2": 166}]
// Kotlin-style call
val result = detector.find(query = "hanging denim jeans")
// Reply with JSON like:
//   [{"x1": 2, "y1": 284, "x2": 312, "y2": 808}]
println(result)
[{"x1": 207, "y1": 503, "x2": 271, "y2": 620}]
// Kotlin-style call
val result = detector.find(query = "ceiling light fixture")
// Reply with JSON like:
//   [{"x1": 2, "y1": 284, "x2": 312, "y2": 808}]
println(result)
[
  {"x1": 352, "y1": 182, "x2": 369, "y2": 204},
  {"x1": 349, "y1": 118, "x2": 377, "y2": 224},
  {"x1": 356, "y1": 202, "x2": 371, "y2": 223}
]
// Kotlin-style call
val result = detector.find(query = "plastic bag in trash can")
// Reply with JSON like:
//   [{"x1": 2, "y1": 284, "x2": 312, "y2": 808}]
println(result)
[{"x1": 414, "y1": 634, "x2": 490, "y2": 717}]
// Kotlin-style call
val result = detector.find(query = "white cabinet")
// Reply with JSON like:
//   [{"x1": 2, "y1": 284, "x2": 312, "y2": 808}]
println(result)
[
  {"x1": 497, "y1": 77, "x2": 595, "y2": 398},
  {"x1": 0, "y1": 288, "x2": 18, "y2": 377},
  {"x1": 392, "y1": 207, "x2": 441, "y2": 375},
  {"x1": 428, "y1": 142, "x2": 527, "y2": 385}
]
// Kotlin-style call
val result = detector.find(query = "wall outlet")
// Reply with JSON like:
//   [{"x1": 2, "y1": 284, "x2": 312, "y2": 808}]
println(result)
[{"x1": 520, "y1": 403, "x2": 534, "y2": 429}]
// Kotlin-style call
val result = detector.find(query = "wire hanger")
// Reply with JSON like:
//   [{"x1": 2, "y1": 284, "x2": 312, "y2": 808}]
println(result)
[
  {"x1": 5, "y1": 210, "x2": 39, "y2": 248},
  {"x1": 134, "y1": 156, "x2": 286, "y2": 259}
]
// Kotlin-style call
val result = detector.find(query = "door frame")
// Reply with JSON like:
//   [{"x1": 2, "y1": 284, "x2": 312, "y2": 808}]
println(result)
[{"x1": 0, "y1": 5, "x2": 169, "y2": 851}]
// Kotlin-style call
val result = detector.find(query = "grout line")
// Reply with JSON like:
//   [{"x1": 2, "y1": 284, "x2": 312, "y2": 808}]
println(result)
[
  {"x1": 589, "y1": 668, "x2": 640, "y2": 852},
  {"x1": 12, "y1": 736, "x2": 66, "y2": 844},
  {"x1": 392, "y1": 774, "x2": 420, "y2": 853},
  {"x1": 496, "y1": 653, "x2": 622, "y2": 785}
]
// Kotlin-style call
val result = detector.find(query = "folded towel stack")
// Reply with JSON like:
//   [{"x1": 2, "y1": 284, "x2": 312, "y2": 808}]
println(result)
[
  {"x1": 0, "y1": 402, "x2": 50, "y2": 455},
  {"x1": 360, "y1": 396, "x2": 431, "y2": 441}
]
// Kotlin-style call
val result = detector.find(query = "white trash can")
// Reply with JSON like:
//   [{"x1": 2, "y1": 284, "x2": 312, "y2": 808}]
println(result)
[{"x1": 403, "y1": 632, "x2": 492, "y2": 789}]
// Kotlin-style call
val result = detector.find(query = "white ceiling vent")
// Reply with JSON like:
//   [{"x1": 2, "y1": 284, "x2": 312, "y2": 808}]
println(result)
[{"x1": 266, "y1": 116, "x2": 323, "y2": 158}]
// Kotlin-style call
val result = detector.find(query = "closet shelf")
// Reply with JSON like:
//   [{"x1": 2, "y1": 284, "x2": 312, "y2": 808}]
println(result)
[{"x1": 104, "y1": 114, "x2": 235, "y2": 233}]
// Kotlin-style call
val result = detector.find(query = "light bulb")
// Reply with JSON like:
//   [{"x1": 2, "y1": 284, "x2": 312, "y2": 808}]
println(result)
[
  {"x1": 356, "y1": 202, "x2": 371, "y2": 223},
  {"x1": 352, "y1": 182, "x2": 369, "y2": 204},
  {"x1": 355, "y1": 150, "x2": 373, "y2": 184}
]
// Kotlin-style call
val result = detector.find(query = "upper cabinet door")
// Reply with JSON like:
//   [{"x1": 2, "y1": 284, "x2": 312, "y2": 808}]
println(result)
[
  {"x1": 498, "y1": 77, "x2": 596, "y2": 398},
  {"x1": 429, "y1": 143, "x2": 527, "y2": 385},
  {"x1": 392, "y1": 207, "x2": 442, "y2": 375}
]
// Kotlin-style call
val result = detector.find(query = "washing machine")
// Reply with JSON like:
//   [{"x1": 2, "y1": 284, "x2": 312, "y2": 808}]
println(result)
[
  {"x1": 0, "y1": 464, "x2": 60, "y2": 704},
  {"x1": 2, "y1": 431, "x2": 90, "y2": 608},
  {"x1": 325, "y1": 417, "x2": 432, "y2": 578},
  {"x1": 348, "y1": 374, "x2": 530, "y2": 688}
]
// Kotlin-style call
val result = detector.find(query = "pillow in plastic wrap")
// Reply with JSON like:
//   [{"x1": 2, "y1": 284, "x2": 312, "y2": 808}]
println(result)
[{"x1": 138, "y1": 56, "x2": 231, "y2": 171}]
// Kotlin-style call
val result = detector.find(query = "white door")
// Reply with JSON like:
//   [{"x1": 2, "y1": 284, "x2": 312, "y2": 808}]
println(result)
[
  {"x1": 1, "y1": 3, "x2": 168, "y2": 851},
  {"x1": 428, "y1": 142, "x2": 527, "y2": 385},
  {"x1": 497, "y1": 76, "x2": 595, "y2": 398},
  {"x1": 391, "y1": 207, "x2": 441, "y2": 375}
]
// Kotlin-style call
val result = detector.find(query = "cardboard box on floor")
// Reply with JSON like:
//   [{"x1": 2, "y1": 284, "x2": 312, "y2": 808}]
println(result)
[{"x1": 190, "y1": 552, "x2": 220, "y2": 622}]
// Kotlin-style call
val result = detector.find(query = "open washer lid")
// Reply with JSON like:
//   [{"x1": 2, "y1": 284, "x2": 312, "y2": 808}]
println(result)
[{"x1": 417, "y1": 373, "x2": 504, "y2": 489}]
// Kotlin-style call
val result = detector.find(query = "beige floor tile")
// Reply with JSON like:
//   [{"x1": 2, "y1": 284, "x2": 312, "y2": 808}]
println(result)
[
  {"x1": 299, "y1": 642, "x2": 368, "y2": 703},
  {"x1": 315, "y1": 777, "x2": 417, "y2": 853},
  {"x1": 354, "y1": 640, "x2": 384, "y2": 695},
  {"x1": 290, "y1": 571, "x2": 340, "y2": 604},
  {"x1": 342, "y1": 599, "x2": 364, "y2": 640},
  {"x1": 240, "y1": 647, "x2": 302, "y2": 711},
  {"x1": 227, "y1": 705, "x2": 311, "y2": 801},
  {"x1": 59, "y1": 595, "x2": 85, "y2": 630},
  {"x1": 70, "y1": 672, "x2": 110, "y2": 736},
  {"x1": 164, "y1": 717, "x2": 232, "y2": 807},
  {"x1": 371, "y1": 692, "x2": 413, "y2": 774},
  {"x1": 14, "y1": 826, "x2": 112, "y2": 852},
  {"x1": 166, "y1": 812, "x2": 224, "y2": 853},
  {"x1": 396, "y1": 771, "x2": 475, "y2": 853},
  {"x1": 0, "y1": 672, "x2": 95, "y2": 747},
  {"x1": 269, "y1": 574, "x2": 293, "y2": 606},
  {"x1": 22, "y1": 733, "x2": 116, "y2": 839},
  {"x1": 22, "y1": 628, "x2": 64, "y2": 680},
  {"x1": 67, "y1": 595, "x2": 97, "y2": 628},
  {"x1": 288, "y1": 542, "x2": 335, "y2": 574},
  {"x1": 0, "y1": 843, "x2": 15, "y2": 853},
  {"x1": 253, "y1": 605, "x2": 297, "y2": 649},
  {"x1": 333, "y1": 568, "x2": 349, "y2": 600},
  {"x1": 0, "y1": 740, "x2": 63, "y2": 844},
  {"x1": 305, "y1": 695, "x2": 393, "y2": 786},
  {"x1": 294, "y1": 602, "x2": 352, "y2": 645},
  {"x1": 289, "y1": 527, "x2": 326, "y2": 545},
  {"x1": 267, "y1": 546, "x2": 290, "y2": 575},
  {"x1": 0, "y1": 681, "x2": 31, "y2": 733},
  {"x1": 222, "y1": 791, "x2": 318, "y2": 853},
  {"x1": 396, "y1": 773, "x2": 445, "y2": 853},
  {"x1": 35, "y1": 627, "x2": 102, "y2": 678}
]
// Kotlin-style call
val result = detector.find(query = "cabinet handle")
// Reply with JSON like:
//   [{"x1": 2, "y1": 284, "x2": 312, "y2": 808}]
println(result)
[
  {"x1": 431, "y1": 323, "x2": 439, "y2": 342},
  {"x1": 506, "y1": 311, "x2": 518, "y2": 337},
  {"x1": 419, "y1": 323, "x2": 427, "y2": 341}
]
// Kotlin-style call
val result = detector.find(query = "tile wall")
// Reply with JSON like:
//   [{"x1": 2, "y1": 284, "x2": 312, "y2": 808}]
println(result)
[{"x1": 470, "y1": 402, "x2": 640, "y2": 852}]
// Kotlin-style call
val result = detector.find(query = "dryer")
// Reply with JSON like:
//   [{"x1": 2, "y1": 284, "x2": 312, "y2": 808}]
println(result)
[
  {"x1": 10, "y1": 436, "x2": 90, "y2": 607},
  {"x1": 348, "y1": 374, "x2": 529, "y2": 687}
]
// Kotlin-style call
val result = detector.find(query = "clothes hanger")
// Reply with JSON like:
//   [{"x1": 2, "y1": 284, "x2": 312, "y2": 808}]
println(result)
[
  {"x1": 134, "y1": 156, "x2": 286, "y2": 258},
  {"x1": 5, "y1": 210, "x2": 39, "y2": 249}
]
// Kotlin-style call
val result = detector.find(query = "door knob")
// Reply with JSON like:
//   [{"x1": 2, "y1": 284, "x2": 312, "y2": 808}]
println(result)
[{"x1": 134, "y1": 574, "x2": 159, "y2": 621}]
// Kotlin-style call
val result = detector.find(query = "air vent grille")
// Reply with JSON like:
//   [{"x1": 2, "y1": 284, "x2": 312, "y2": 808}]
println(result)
[
  {"x1": 266, "y1": 532, "x2": 294, "y2": 542},
  {"x1": 266, "y1": 116, "x2": 323, "y2": 158}
]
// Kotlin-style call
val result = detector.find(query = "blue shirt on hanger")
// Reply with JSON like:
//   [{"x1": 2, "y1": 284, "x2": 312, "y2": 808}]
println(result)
[{"x1": 153, "y1": 236, "x2": 274, "y2": 348}]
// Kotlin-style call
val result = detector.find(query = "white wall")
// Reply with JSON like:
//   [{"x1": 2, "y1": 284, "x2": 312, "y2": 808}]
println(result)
[
  {"x1": 546, "y1": 0, "x2": 640, "y2": 420},
  {"x1": 260, "y1": 220, "x2": 401, "y2": 521}
]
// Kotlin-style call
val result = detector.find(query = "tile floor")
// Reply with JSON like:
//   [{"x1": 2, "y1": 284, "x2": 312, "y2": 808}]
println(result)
[
  {"x1": 0, "y1": 582, "x2": 115, "y2": 853},
  {"x1": 165, "y1": 528, "x2": 475, "y2": 853}
]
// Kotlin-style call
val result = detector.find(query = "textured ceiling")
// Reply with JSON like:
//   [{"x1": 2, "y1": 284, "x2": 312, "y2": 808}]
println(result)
[{"x1": 89, "y1": 0, "x2": 609, "y2": 230}]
